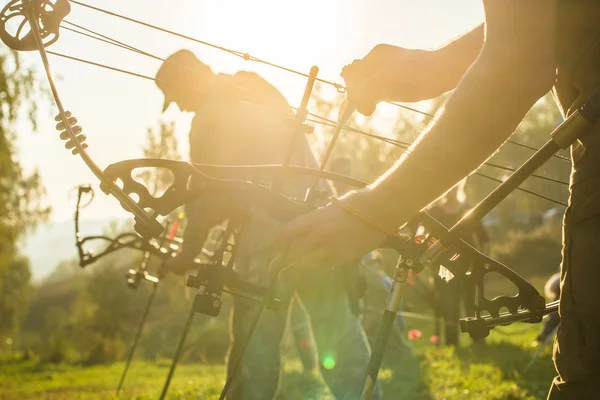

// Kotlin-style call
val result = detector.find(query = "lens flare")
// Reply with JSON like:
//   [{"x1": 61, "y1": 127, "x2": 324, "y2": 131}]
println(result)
[{"x1": 322, "y1": 354, "x2": 336, "y2": 370}]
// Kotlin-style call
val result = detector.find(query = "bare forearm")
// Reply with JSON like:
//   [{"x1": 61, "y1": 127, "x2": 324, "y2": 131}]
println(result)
[
  {"x1": 380, "y1": 24, "x2": 484, "y2": 102},
  {"x1": 347, "y1": 54, "x2": 555, "y2": 227},
  {"x1": 433, "y1": 24, "x2": 485, "y2": 96}
]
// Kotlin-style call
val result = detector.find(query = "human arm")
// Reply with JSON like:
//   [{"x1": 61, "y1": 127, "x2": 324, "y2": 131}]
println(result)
[
  {"x1": 346, "y1": 0, "x2": 558, "y2": 225},
  {"x1": 274, "y1": 0, "x2": 558, "y2": 270},
  {"x1": 343, "y1": 24, "x2": 484, "y2": 114}
]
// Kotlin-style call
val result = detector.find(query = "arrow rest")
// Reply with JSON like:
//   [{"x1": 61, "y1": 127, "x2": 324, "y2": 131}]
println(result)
[{"x1": 0, "y1": 0, "x2": 70, "y2": 51}]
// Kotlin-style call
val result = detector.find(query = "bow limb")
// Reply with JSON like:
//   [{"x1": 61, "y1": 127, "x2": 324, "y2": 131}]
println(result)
[{"x1": 12, "y1": 2, "x2": 163, "y2": 238}]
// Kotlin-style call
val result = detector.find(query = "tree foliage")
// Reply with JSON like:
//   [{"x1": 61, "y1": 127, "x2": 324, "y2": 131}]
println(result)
[
  {"x1": 0, "y1": 50, "x2": 49, "y2": 338},
  {"x1": 135, "y1": 120, "x2": 181, "y2": 197}
]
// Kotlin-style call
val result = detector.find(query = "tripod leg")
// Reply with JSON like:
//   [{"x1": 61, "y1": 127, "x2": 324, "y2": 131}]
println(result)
[
  {"x1": 159, "y1": 307, "x2": 196, "y2": 400},
  {"x1": 116, "y1": 282, "x2": 158, "y2": 396},
  {"x1": 361, "y1": 261, "x2": 410, "y2": 400}
]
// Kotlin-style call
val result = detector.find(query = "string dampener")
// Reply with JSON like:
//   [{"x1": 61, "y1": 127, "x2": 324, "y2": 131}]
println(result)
[{"x1": 55, "y1": 112, "x2": 88, "y2": 154}]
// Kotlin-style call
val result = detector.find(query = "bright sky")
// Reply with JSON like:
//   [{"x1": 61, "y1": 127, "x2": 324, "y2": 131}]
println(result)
[{"x1": 16, "y1": 0, "x2": 483, "y2": 224}]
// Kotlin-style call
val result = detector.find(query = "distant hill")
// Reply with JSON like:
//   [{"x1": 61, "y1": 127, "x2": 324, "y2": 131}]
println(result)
[{"x1": 21, "y1": 218, "x2": 122, "y2": 282}]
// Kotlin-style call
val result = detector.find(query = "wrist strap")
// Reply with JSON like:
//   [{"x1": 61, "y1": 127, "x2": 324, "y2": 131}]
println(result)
[{"x1": 329, "y1": 197, "x2": 406, "y2": 239}]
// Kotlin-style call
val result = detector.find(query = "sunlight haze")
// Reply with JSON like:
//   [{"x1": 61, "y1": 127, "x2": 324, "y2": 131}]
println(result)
[{"x1": 17, "y1": 0, "x2": 482, "y2": 226}]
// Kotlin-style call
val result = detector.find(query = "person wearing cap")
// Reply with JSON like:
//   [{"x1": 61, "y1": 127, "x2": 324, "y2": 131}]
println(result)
[{"x1": 156, "y1": 50, "x2": 379, "y2": 400}]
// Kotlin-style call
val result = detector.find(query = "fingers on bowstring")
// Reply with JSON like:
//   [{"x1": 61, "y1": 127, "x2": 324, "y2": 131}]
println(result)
[{"x1": 340, "y1": 59, "x2": 365, "y2": 84}]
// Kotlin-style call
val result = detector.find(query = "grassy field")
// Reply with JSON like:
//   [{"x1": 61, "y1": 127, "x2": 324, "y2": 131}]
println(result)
[{"x1": 0, "y1": 322, "x2": 556, "y2": 400}]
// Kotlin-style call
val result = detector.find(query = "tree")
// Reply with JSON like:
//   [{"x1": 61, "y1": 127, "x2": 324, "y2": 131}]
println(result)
[
  {"x1": 0, "y1": 258, "x2": 31, "y2": 337},
  {"x1": 0, "y1": 49, "x2": 49, "y2": 338},
  {"x1": 135, "y1": 120, "x2": 181, "y2": 197}
]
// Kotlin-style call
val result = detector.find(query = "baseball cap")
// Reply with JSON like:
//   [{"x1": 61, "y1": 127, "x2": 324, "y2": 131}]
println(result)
[{"x1": 155, "y1": 50, "x2": 211, "y2": 112}]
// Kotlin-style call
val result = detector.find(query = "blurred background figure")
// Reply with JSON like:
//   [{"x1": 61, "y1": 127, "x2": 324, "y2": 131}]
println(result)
[
  {"x1": 427, "y1": 180, "x2": 490, "y2": 346},
  {"x1": 523, "y1": 271, "x2": 561, "y2": 374},
  {"x1": 536, "y1": 272, "x2": 561, "y2": 344},
  {"x1": 157, "y1": 50, "x2": 378, "y2": 400}
]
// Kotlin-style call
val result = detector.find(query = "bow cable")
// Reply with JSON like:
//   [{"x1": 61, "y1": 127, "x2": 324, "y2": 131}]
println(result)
[
  {"x1": 65, "y1": 0, "x2": 572, "y2": 164},
  {"x1": 45, "y1": 46, "x2": 569, "y2": 207},
  {"x1": 56, "y1": 15, "x2": 572, "y2": 188}
]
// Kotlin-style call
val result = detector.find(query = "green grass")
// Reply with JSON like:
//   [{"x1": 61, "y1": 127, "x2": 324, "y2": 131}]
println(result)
[{"x1": 0, "y1": 323, "x2": 556, "y2": 399}]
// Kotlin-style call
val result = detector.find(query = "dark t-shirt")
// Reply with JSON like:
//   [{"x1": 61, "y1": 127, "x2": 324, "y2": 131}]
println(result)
[
  {"x1": 554, "y1": 1, "x2": 600, "y2": 204},
  {"x1": 551, "y1": 1, "x2": 600, "y2": 225},
  {"x1": 185, "y1": 71, "x2": 333, "y2": 262}
]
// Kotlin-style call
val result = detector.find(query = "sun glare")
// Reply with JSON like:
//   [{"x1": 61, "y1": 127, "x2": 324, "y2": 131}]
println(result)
[{"x1": 17, "y1": 0, "x2": 483, "y2": 224}]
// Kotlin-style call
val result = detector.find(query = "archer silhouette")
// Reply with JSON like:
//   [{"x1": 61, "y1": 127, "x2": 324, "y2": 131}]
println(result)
[{"x1": 156, "y1": 50, "x2": 380, "y2": 400}]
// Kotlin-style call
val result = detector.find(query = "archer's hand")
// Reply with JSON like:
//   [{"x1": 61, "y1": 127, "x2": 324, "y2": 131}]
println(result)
[
  {"x1": 271, "y1": 203, "x2": 388, "y2": 277},
  {"x1": 341, "y1": 44, "x2": 437, "y2": 116}
]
